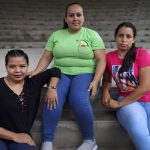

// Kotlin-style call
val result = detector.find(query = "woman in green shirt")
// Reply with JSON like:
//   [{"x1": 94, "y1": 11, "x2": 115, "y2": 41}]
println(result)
[{"x1": 30, "y1": 2, "x2": 106, "y2": 150}]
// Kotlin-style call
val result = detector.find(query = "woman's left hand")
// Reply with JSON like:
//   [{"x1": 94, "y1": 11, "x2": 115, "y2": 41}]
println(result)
[
  {"x1": 106, "y1": 98, "x2": 120, "y2": 109},
  {"x1": 88, "y1": 81, "x2": 98, "y2": 97},
  {"x1": 45, "y1": 88, "x2": 58, "y2": 110}
]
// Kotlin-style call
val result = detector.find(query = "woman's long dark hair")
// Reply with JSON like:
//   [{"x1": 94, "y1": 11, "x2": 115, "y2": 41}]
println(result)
[
  {"x1": 115, "y1": 22, "x2": 137, "y2": 73},
  {"x1": 5, "y1": 49, "x2": 29, "y2": 65},
  {"x1": 63, "y1": 2, "x2": 83, "y2": 29}
]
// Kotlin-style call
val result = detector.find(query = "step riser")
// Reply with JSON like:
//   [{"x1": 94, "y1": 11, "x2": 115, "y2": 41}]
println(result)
[{"x1": 31, "y1": 121, "x2": 135, "y2": 150}]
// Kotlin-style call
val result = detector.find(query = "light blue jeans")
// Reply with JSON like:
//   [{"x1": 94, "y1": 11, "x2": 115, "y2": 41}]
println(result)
[{"x1": 117, "y1": 96, "x2": 150, "y2": 150}]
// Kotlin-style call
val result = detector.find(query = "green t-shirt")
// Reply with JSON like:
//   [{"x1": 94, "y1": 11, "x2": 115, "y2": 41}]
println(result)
[{"x1": 45, "y1": 27, "x2": 105, "y2": 75}]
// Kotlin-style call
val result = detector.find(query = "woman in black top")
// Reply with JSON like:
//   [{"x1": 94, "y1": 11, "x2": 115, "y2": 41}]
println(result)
[{"x1": 0, "y1": 49, "x2": 61, "y2": 150}]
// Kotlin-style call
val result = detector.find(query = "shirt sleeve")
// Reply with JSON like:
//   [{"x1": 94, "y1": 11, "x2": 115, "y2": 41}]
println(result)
[
  {"x1": 91, "y1": 30, "x2": 105, "y2": 50},
  {"x1": 31, "y1": 67, "x2": 61, "y2": 88},
  {"x1": 48, "y1": 67, "x2": 61, "y2": 78},
  {"x1": 138, "y1": 49, "x2": 150, "y2": 68},
  {"x1": 45, "y1": 32, "x2": 55, "y2": 51},
  {"x1": 105, "y1": 52, "x2": 112, "y2": 74}
]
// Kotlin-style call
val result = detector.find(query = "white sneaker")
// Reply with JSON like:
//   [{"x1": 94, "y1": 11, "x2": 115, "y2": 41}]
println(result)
[
  {"x1": 41, "y1": 141, "x2": 53, "y2": 150},
  {"x1": 76, "y1": 140, "x2": 98, "y2": 150}
]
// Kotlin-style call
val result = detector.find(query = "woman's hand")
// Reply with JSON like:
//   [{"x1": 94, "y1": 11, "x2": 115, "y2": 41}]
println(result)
[
  {"x1": 45, "y1": 88, "x2": 58, "y2": 110},
  {"x1": 13, "y1": 133, "x2": 35, "y2": 146},
  {"x1": 101, "y1": 90, "x2": 111, "y2": 106},
  {"x1": 106, "y1": 98, "x2": 120, "y2": 109},
  {"x1": 27, "y1": 70, "x2": 38, "y2": 78},
  {"x1": 88, "y1": 81, "x2": 98, "y2": 97}
]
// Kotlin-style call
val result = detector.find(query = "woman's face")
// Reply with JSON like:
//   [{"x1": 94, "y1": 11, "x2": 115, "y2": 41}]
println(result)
[
  {"x1": 6, "y1": 56, "x2": 28, "y2": 82},
  {"x1": 115, "y1": 27, "x2": 135, "y2": 51},
  {"x1": 65, "y1": 4, "x2": 84, "y2": 33}
]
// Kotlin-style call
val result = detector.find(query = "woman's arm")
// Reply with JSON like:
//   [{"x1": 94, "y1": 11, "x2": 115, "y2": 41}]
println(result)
[
  {"x1": 29, "y1": 67, "x2": 61, "y2": 110},
  {"x1": 0, "y1": 127, "x2": 35, "y2": 146},
  {"x1": 88, "y1": 49, "x2": 106, "y2": 96},
  {"x1": 29, "y1": 50, "x2": 53, "y2": 77},
  {"x1": 108, "y1": 66, "x2": 150, "y2": 108},
  {"x1": 46, "y1": 77, "x2": 60, "y2": 110},
  {"x1": 101, "y1": 71, "x2": 112, "y2": 105},
  {"x1": 118, "y1": 66, "x2": 150, "y2": 107}
]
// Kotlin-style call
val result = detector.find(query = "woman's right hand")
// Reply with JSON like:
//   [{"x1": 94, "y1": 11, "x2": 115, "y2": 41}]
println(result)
[
  {"x1": 101, "y1": 90, "x2": 111, "y2": 106},
  {"x1": 13, "y1": 133, "x2": 35, "y2": 146},
  {"x1": 27, "y1": 70, "x2": 38, "y2": 78}
]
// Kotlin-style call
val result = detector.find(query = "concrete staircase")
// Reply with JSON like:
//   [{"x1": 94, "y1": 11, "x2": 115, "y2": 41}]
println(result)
[{"x1": 31, "y1": 87, "x2": 136, "y2": 150}]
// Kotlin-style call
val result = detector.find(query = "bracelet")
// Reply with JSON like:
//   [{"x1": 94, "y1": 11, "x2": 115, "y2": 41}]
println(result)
[{"x1": 48, "y1": 85, "x2": 57, "y2": 89}]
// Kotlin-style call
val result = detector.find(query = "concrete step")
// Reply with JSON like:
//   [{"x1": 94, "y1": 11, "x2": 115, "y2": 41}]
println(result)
[
  {"x1": 31, "y1": 87, "x2": 136, "y2": 150},
  {"x1": 32, "y1": 120, "x2": 135, "y2": 150}
]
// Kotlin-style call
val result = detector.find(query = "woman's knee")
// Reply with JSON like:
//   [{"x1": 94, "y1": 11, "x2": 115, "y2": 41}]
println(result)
[{"x1": 116, "y1": 102, "x2": 149, "y2": 142}]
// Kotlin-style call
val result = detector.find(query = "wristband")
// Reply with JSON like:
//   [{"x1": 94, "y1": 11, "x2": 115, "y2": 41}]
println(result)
[{"x1": 48, "y1": 85, "x2": 57, "y2": 89}]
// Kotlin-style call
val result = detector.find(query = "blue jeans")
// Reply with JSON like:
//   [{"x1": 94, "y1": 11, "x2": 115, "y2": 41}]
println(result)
[
  {"x1": 0, "y1": 139, "x2": 35, "y2": 150},
  {"x1": 42, "y1": 73, "x2": 94, "y2": 141},
  {"x1": 117, "y1": 96, "x2": 150, "y2": 150}
]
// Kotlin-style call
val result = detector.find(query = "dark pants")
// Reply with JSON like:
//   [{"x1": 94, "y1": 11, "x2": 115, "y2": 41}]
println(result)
[{"x1": 0, "y1": 139, "x2": 36, "y2": 150}]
